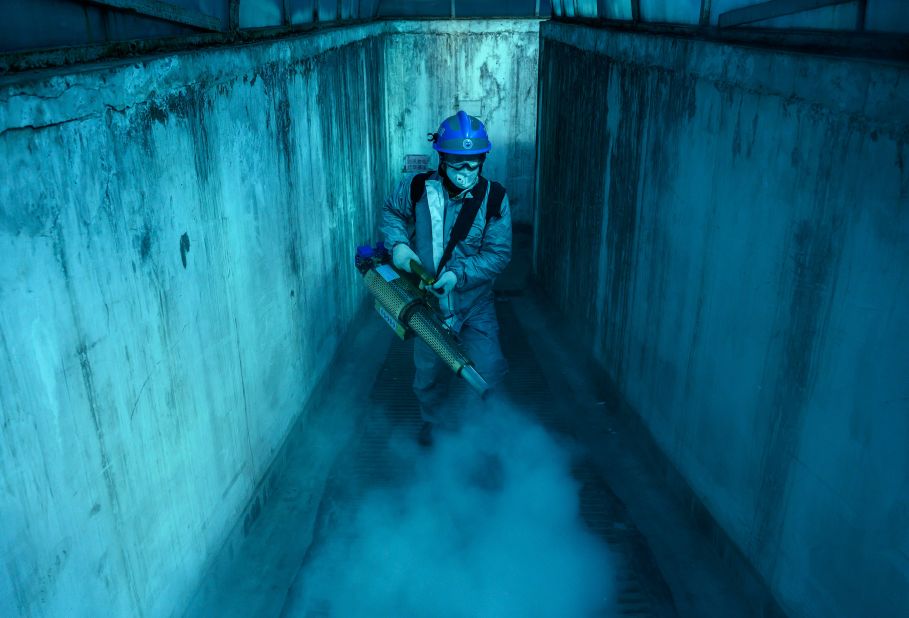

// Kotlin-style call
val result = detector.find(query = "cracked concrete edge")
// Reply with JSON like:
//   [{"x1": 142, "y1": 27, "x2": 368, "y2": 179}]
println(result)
[
  {"x1": 0, "y1": 19, "x2": 545, "y2": 135},
  {"x1": 0, "y1": 21, "x2": 383, "y2": 134},
  {"x1": 542, "y1": 20, "x2": 909, "y2": 132}
]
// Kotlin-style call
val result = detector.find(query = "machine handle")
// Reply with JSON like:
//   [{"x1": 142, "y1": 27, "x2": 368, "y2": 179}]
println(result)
[{"x1": 409, "y1": 260, "x2": 437, "y2": 287}]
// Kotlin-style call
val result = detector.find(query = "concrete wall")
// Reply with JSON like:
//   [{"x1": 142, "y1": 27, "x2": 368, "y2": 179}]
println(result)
[
  {"x1": 535, "y1": 21, "x2": 909, "y2": 618},
  {"x1": 382, "y1": 20, "x2": 541, "y2": 224},
  {"x1": 0, "y1": 19, "x2": 540, "y2": 617},
  {"x1": 0, "y1": 25, "x2": 389, "y2": 618}
]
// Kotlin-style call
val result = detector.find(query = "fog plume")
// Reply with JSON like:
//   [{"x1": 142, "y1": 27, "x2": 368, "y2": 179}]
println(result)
[{"x1": 292, "y1": 401, "x2": 615, "y2": 617}]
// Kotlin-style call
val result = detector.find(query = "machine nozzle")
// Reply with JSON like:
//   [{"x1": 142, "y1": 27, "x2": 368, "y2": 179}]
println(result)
[{"x1": 459, "y1": 365, "x2": 490, "y2": 399}]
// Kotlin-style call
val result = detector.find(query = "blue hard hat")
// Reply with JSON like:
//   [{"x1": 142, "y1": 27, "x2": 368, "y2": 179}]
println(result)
[{"x1": 430, "y1": 111, "x2": 492, "y2": 155}]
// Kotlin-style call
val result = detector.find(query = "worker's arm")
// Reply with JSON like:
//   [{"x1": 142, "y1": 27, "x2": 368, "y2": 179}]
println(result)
[
  {"x1": 445, "y1": 193, "x2": 512, "y2": 293},
  {"x1": 380, "y1": 174, "x2": 417, "y2": 250}
]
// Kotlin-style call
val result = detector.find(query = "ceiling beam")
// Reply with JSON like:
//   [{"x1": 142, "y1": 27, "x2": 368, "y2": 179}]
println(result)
[
  {"x1": 699, "y1": 0, "x2": 712, "y2": 26},
  {"x1": 228, "y1": 0, "x2": 240, "y2": 32},
  {"x1": 84, "y1": 0, "x2": 223, "y2": 32},
  {"x1": 856, "y1": 0, "x2": 867, "y2": 30}
]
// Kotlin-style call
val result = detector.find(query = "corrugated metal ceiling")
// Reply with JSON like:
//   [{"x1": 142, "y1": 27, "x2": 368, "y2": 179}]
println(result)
[{"x1": 0, "y1": 0, "x2": 904, "y2": 58}]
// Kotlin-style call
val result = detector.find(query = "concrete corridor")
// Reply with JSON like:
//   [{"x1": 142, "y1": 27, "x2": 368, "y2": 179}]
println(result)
[
  {"x1": 182, "y1": 231, "x2": 777, "y2": 618},
  {"x1": 2, "y1": 10, "x2": 907, "y2": 618}
]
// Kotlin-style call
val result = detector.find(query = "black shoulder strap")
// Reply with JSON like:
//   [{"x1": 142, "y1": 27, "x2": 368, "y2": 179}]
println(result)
[
  {"x1": 437, "y1": 178, "x2": 490, "y2": 274},
  {"x1": 411, "y1": 173, "x2": 505, "y2": 220},
  {"x1": 486, "y1": 181, "x2": 506, "y2": 222},
  {"x1": 410, "y1": 175, "x2": 507, "y2": 275},
  {"x1": 409, "y1": 172, "x2": 432, "y2": 207}
]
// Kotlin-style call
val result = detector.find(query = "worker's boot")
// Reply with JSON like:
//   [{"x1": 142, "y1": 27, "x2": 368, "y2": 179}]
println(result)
[{"x1": 417, "y1": 421, "x2": 434, "y2": 447}]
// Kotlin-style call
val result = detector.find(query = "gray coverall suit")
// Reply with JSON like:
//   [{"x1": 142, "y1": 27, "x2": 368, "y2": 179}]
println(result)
[{"x1": 381, "y1": 171, "x2": 512, "y2": 426}]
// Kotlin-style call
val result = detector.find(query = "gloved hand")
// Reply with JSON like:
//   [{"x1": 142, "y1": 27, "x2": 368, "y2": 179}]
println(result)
[
  {"x1": 392, "y1": 243, "x2": 422, "y2": 273},
  {"x1": 429, "y1": 270, "x2": 457, "y2": 299}
]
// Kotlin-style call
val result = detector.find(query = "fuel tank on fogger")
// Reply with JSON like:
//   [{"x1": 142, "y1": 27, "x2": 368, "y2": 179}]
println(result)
[{"x1": 355, "y1": 242, "x2": 489, "y2": 397}]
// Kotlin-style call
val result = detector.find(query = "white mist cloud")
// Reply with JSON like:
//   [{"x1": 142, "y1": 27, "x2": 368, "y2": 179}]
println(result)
[{"x1": 292, "y1": 400, "x2": 616, "y2": 617}]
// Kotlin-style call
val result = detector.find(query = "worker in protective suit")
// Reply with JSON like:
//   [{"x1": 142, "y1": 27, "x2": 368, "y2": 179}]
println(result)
[{"x1": 381, "y1": 111, "x2": 512, "y2": 446}]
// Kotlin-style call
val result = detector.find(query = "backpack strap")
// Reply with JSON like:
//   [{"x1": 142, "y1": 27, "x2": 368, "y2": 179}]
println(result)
[
  {"x1": 411, "y1": 173, "x2": 505, "y2": 221},
  {"x1": 437, "y1": 178, "x2": 490, "y2": 274},
  {"x1": 409, "y1": 172, "x2": 433, "y2": 208},
  {"x1": 486, "y1": 180, "x2": 506, "y2": 222},
  {"x1": 408, "y1": 174, "x2": 507, "y2": 274}
]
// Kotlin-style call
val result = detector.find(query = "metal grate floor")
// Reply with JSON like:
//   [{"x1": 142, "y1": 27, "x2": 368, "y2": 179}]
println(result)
[{"x1": 283, "y1": 294, "x2": 677, "y2": 617}]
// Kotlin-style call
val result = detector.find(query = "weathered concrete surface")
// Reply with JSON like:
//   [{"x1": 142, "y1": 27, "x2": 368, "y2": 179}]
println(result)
[
  {"x1": 181, "y1": 304, "x2": 393, "y2": 618},
  {"x1": 0, "y1": 19, "x2": 541, "y2": 617},
  {"x1": 535, "y1": 21, "x2": 909, "y2": 618},
  {"x1": 0, "y1": 24, "x2": 388, "y2": 618},
  {"x1": 382, "y1": 19, "x2": 541, "y2": 224}
]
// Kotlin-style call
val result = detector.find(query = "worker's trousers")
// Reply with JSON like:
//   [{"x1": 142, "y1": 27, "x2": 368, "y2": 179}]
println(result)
[{"x1": 413, "y1": 295, "x2": 509, "y2": 427}]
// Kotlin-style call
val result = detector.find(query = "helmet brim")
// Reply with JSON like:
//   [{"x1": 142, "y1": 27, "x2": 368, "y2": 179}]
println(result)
[{"x1": 433, "y1": 144, "x2": 492, "y2": 155}]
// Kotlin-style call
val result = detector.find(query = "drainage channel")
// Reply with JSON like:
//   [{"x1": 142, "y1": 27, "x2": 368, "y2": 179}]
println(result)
[{"x1": 281, "y1": 294, "x2": 677, "y2": 617}]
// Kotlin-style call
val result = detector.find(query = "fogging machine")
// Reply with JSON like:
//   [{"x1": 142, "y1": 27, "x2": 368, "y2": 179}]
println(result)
[{"x1": 355, "y1": 242, "x2": 489, "y2": 397}]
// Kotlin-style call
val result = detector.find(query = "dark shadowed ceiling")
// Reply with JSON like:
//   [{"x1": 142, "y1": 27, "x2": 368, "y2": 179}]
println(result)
[{"x1": 0, "y1": 0, "x2": 904, "y2": 56}]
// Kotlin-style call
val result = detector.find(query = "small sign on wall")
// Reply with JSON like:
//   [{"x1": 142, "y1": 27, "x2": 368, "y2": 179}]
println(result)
[
  {"x1": 404, "y1": 154, "x2": 430, "y2": 173},
  {"x1": 457, "y1": 99, "x2": 483, "y2": 118}
]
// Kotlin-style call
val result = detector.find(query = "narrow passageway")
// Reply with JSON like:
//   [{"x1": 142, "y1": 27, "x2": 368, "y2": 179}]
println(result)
[
  {"x1": 184, "y1": 231, "x2": 768, "y2": 617},
  {"x1": 2, "y1": 4, "x2": 907, "y2": 618}
]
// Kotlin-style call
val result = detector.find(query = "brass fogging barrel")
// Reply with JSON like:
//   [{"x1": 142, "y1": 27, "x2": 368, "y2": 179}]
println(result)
[{"x1": 355, "y1": 244, "x2": 489, "y2": 397}]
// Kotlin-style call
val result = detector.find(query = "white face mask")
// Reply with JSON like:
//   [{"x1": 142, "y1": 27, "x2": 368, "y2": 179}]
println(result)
[{"x1": 445, "y1": 165, "x2": 479, "y2": 191}]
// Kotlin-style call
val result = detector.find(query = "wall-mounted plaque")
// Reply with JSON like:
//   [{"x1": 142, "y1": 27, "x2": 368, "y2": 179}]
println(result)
[{"x1": 404, "y1": 154, "x2": 430, "y2": 173}]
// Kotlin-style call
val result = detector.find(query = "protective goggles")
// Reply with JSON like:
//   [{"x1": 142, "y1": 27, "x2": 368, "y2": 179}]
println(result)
[{"x1": 444, "y1": 159, "x2": 481, "y2": 171}]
